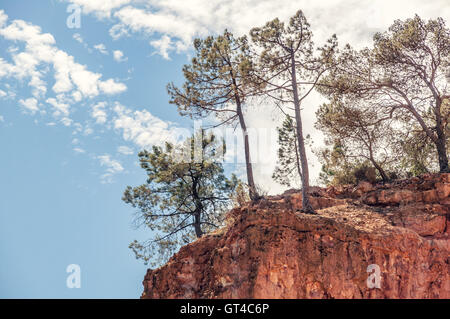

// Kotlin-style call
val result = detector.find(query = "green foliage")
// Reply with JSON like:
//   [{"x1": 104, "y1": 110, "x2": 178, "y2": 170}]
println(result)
[
  {"x1": 251, "y1": 10, "x2": 337, "y2": 212},
  {"x1": 272, "y1": 115, "x2": 311, "y2": 187},
  {"x1": 167, "y1": 30, "x2": 255, "y2": 121},
  {"x1": 315, "y1": 100, "x2": 402, "y2": 183},
  {"x1": 318, "y1": 146, "x2": 379, "y2": 186},
  {"x1": 230, "y1": 181, "x2": 250, "y2": 207},
  {"x1": 168, "y1": 30, "x2": 260, "y2": 199},
  {"x1": 317, "y1": 141, "x2": 355, "y2": 186},
  {"x1": 353, "y1": 164, "x2": 377, "y2": 184},
  {"x1": 318, "y1": 15, "x2": 450, "y2": 173},
  {"x1": 123, "y1": 131, "x2": 238, "y2": 266},
  {"x1": 396, "y1": 125, "x2": 438, "y2": 176},
  {"x1": 250, "y1": 11, "x2": 314, "y2": 75}
]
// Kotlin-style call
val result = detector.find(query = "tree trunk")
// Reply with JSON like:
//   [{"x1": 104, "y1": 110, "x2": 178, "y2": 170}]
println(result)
[
  {"x1": 291, "y1": 120, "x2": 303, "y2": 180},
  {"x1": 407, "y1": 99, "x2": 448, "y2": 172},
  {"x1": 290, "y1": 53, "x2": 313, "y2": 213},
  {"x1": 192, "y1": 178, "x2": 203, "y2": 238},
  {"x1": 368, "y1": 144, "x2": 389, "y2": 182},
  {"x1": 435, "y1": 137, "x2": 449, "y2": 173},
  {"x1": 372, "y1": 159, "x2": 389, "y2": 182},
  {"x1": 236, "y1": 98, "x2": 259, "y2": 200},
  {"x1": 193, "y1": 211, "x2": 203, "y2": 238},
  {"x1": 434, "y1": 98, "x2": 449, "y2": 173},
  {"x1": 228, "y1": 68, "x2": 259, "y2": 201}
]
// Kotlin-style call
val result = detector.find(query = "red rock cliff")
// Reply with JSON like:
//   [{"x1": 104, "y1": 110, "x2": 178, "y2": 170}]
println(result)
[{"x1": 141, "y1": 173, "x2": 450, "y2": 299}]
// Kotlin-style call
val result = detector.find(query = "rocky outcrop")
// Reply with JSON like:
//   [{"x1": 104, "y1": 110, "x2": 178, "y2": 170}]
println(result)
[{"x1": 141, "y1": 173, "x2": 450, "y2": 299}]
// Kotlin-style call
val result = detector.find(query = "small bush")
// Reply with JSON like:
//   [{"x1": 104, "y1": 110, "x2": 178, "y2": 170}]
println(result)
[{"x1": 353, "y1": 164, "x2": 377, "y2": 183}]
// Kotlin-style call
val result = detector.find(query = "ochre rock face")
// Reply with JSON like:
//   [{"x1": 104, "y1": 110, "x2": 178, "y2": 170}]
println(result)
[{"x1": 141, "y1": 174, "x2": 450, "y2": 299}]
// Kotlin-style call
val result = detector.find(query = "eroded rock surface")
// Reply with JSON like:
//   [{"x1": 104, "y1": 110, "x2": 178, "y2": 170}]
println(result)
[{"x1": 142, "y1": 173, "x2": 449, "y2": 299}]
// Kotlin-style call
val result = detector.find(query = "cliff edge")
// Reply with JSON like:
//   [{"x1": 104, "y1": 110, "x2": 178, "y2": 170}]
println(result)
[{"x1": 142, "y1": 173, "x2": 450, "y2": 299}]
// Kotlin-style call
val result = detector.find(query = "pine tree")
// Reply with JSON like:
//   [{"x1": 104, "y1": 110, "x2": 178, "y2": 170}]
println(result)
[
  {"x1": 272, "y1": 115, "x2": 302, "y2": 187},
  {"x1": 168, "y1": 30, "x2": 260, "y2": 200},
  {"x1": 315, "y1": 101, "x2": 398, "y2": 183},
  {"x1": 251, "y1": 10, "x2": 337, "y2": 212},
  {"x1": 122, "y1": 131, "x2": 238, "y2": 266},
  {"x1": 319, "y1": 15, "x2": 450, "y2": 172}
]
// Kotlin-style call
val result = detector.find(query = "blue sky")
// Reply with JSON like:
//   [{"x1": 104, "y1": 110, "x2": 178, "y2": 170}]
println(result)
[
  {"x1": 0, "y1": 0, "x2": 448, "y2": 298},
  {"x1": 0, "y1": 0, "x2": 191, "y2": 298}
]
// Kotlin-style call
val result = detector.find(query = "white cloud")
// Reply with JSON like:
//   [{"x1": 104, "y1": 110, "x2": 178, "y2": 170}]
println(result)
[
  {"x1": 71, "y1": 91, "x2": 82, "y2": 102},
  {"x1": 0, "y1": 115, "x2": 4, "y2": 122},
  {"x1": 93, "y1": 43, "x2": 108, "y2": 55},
  {"x1": 113, "y1": 102, "x2": 189, "y2": 148},
  {"x1": 60, "y1": 117, "x2": 73, "y2": 126},
  {"x1": 92, "y1": 101, "x2": 108, "y2": 124},
  {"x1": 46, "y1": 97, "x2": 70, "y2": 117},
  {"x1": 150, "y1": 35, "x2": 173, "y2": 60},
  {"x1": 72, "y1": 32, "x2": 92, "y2": 52},
  {"x1": 0, "y1": 58, "x2": 14, "y2": 78},
  {"x1": 112, "y1": 5, "x2": 202, "y2": 58},
  {"x1": 73, "y1": 147, "x2": 86, "y2": 153},
  {"x1": 97, "y1": 154, "x2": 124, "y2": 172},
  {"x1": 0, "y1": 10, "x2": 127, "y2": 114},
  {"x1": 19, "y1": 97, "x2": 39, "y2": 114},
  {"x1": 72, "y1": 33, "x2": 83, "y2": 43},
  {"x1": 109, "y1": 23, "x2": 129, "y2": 40},
  {"x1": 66, "y1": 0, "x2": 131, "y2": 19},
  {"x1": 63, "y1": 0, "x2": 449, "y2": 59},
  {"x1": 83, "y1": 127, "x2": 93, "y2": 135},
  {"x1": 52, "y1": 51, "x2": 74, "y2": 93},
  {"x1": 0, "y1": 10, "x2": 7, "y2": 27},
  {"x1": 97, "y1": 153, "x2": 124, "y2": 183},
  {"x1": 117, "y1": 145, "x2": 133, "y2": 155},
  {"x1": 113, "y1": 50, "x2": 127, "y2": 62},
  {"x1": 71, "y1": 65, "x2": 101, "y2": 96},
  {"x1": 98, "y1": 79, "x2": 127, "y2": 95}
]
